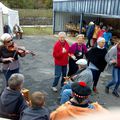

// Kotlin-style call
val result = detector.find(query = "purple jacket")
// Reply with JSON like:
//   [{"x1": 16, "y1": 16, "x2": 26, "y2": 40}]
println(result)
[{"x1": 69, "y1": 43, "x2": 87, "y2": 54}]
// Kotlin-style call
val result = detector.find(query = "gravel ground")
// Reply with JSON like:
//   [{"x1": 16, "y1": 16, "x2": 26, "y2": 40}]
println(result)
[{"x1": 0, "y1": 35, "x2": 120, "y2": 112}]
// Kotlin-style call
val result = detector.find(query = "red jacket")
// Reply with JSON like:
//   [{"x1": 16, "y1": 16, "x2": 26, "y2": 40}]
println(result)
[
  {"x1": 53, "y1": 40, "x2": 69, "y2": 66},
  {"x1": 117, "y1": 46, "x2": 120, "y2": 68},
  {"x1": 97, "y1": 29, "x2": 106, "y2": 39}
]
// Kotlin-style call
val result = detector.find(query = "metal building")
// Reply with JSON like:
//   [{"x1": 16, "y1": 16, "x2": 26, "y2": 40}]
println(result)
[{"x1": 53, "y1": 0, "x2": 120, "y2": 33}]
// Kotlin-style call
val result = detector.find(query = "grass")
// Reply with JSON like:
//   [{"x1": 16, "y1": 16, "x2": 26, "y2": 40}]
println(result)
[
  {"x1": 18, "y1": 9, "x2": 53, "y2": 18},
  {"x1": 22, "y1": 27, "x2": 53, "y2": 35}
]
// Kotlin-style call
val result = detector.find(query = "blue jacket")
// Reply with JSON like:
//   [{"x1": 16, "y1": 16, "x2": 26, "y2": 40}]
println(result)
[{"x1": 86, "y1": 25, "x2": 95, "y2": 39}]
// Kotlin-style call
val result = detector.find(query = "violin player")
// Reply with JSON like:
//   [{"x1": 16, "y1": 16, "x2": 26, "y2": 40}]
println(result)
[{"x1": 0, "y1": 33, "x2": 31, "y2": 86}]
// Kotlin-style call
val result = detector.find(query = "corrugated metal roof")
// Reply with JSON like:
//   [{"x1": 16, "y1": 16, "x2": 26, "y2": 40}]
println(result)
[{"x1": 53, "y1": 0, "x2": 120, "y2": 18}]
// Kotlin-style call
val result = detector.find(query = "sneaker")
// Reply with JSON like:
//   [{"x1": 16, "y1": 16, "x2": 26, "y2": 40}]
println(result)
[
  {"x1": 105, "y1": 87, "x2": 109, "y2": 94},
  {"x1": 112, "y1": 91, "x2": 119, "y2": 97},
  {"x1": 51, "y1": 87, "x2": 57, "y2": 92}
]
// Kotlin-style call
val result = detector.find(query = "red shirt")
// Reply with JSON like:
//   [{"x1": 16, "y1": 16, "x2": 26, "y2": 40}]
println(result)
[
  {"x1": 117, "y1": 46, "x2": 120, "y2": 68},
  {"x1": 53, "y1": 40, "x2": 69, "y2": 66},
  {"x1": 97, "y1": 29, "x2": 106, "y2": 39}
]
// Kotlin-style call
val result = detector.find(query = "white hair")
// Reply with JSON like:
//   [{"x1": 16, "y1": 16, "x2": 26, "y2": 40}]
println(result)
[
  {"x1": 58, "y1": 32, "x2": 66, "y2": 37},
  {"x1": 97, "y1": 37, "x2": 105, "y2": 43},
  {"x1": 8, "y1": 73, "x2": 24, "y2": 90}
]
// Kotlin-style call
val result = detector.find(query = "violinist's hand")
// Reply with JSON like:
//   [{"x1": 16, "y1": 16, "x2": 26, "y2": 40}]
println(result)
[{"x1": 2, "y1": 57, "x2": 14, "y2": 62}]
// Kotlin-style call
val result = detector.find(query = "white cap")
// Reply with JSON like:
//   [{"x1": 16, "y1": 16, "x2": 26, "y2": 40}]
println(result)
[
  {"x1": 0, "y1": 33, "x2": 12, "y2": 41},
  {"x1": 97, "y1": 37, "x2": 105, "y2": 43},
  {"x1": 76, "y1": 59, "x2": 87, "y2": 65},
  {"x1": 0, "y1": 33, "x2": 12, "y2": 46}
]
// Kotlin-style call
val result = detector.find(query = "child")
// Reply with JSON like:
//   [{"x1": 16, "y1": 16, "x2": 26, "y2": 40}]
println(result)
[{"x1": 20, "y1": 91, "x2": 50, "y2": 120}]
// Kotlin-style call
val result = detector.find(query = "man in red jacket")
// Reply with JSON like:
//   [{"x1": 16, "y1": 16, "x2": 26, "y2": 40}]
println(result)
[{"x1": 52, "y1": 32, "x2": 69, "y2": 92}]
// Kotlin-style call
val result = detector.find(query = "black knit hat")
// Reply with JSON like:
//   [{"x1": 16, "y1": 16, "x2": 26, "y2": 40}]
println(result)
[{"x1": 71, "y1": 81, "x2": 91, "y2": 98}]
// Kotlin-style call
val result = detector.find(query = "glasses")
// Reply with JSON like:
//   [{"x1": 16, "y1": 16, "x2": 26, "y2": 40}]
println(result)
[{"x1": 6, "y1": 39, "x2": 13, "y2": 43}]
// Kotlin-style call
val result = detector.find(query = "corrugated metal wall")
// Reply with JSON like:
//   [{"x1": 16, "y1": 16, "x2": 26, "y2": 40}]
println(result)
[
  {"x1": 54, "y1": 11, "x2": 98, "y2": 32},
  {"x1": 53, "y1": 0, "x2": 120, "y2": 17},
  {"x1": 53, "y1": 0, "x2": 120, "y2": 33}
]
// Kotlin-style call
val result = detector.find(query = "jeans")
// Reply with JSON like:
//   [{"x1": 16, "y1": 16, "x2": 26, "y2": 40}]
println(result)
[
  {"x1": 60, "y1": 82, "x2": 72, "y2": 96},
  {"x1": 52, "y1": 65, "x2": 67, "y2": 87},
  {"x1": 106, "y1": 67, "x2": 120, "y2": 92},
  {"x1": 3, "y1": 68, "x2": 19, "y2": 86},
  {"x1": 60, "y1": 89, "x2": 72, "y2": 104}
]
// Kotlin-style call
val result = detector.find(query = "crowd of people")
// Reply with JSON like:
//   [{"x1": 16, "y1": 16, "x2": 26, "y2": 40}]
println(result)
[
  {"x1": 0, "y1": 20, "x2": 120, "y2": 120},
  {"x1": 3, "y1": 24, "x2": 23, "y2": 39}
]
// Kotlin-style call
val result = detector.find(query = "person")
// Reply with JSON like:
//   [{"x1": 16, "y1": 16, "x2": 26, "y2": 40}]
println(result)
[
  {"x1": 0, "y1": 73, "x2": 28, "y2": 120},
  {"x1": 51, "y1": 32, "x2": 69, "y2": 92},
  {"x1": 3, "y1": 24, "x2": 12, "y2": 34},
  {"x1": 105, "y1": 40, "x2": 120, "y2": 97},
  {"x1": 86, "y1": 37, "x2": 107, "y2": 93},
  {"x1": 97, "y1": 26, "x2": 106, "y2": 39},
  {"x1": 0, "y1": 33, "x2": 29, "y2": 86},
  {"x1": 102, "y1": 28, "x2": 112, "y2": 49},
  {"x1": 60, "y1": 59, "x2": 93, "y2": 104},
  {"x1": 92, "y1": 24, "x2": 100, "y2": 47},
  {"x1": 50, "y1": 81, "x2": 108, "y2": 120},
  {"x1": 13, "y1": 24, "x2": 23, "y2": 39},
  {"x1": 20, "y1": 91, "x2": 50, "y2": 120},
  {"x1": 68, "y1": 34, "x2": 87, "y2": 76},
  {"x1": 86, "y1": 21, "x2": 95, "y2": 48}
]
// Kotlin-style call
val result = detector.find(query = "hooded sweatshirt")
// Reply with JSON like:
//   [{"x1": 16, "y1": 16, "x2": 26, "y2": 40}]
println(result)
[
  {"x1": 20, "y1": 107, "x2": 50, "y2": 120},
  {"x1": 0, "y1": 88, "x2": 28, "y2": 116}
]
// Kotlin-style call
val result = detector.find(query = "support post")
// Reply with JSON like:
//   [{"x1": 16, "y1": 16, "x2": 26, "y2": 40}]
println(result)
[
  {"x1": 79, "y1": 13, "x2": 83, "y2": 34},
  {"x1": 53, "y1": 11, "x2": 56, "y2": 34}
]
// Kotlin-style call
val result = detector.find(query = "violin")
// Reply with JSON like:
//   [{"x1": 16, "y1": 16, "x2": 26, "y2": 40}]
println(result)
[{"x1": 7, "y1": 43, "x2": 36, "y2": 56}]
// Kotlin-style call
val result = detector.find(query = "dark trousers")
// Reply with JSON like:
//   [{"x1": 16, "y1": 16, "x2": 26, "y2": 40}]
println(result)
[
  {"x1": 67, "y1": 58, "x2": 78, "y2": 76},
  {"x1": 52, "y1": 65, "x2": 67, "y2": 87},
  {"x1": 86, "y1": 38, "x2": 91, "y2": 48},
  {"x1": 16, "y1": 32, "x2": 22, "y2": 39},
  {"x1": 91, "y1": 69, "x2": 101, "y2": 88},
  {"x1": 3, "y1": 68, "x2": 19, "y2": 86}
]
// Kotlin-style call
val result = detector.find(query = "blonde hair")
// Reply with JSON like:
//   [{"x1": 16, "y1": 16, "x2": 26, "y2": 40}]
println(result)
[
  {"x1": 76, "y1": 34, "x2": 85, "y2": 39},
  {"x1": 31, "y1": 91, "x2": 45, "y2": 107}
]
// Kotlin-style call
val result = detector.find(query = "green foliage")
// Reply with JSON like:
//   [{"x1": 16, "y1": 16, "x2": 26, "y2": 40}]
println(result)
[
  {"x1": 18, "y1": 9, "x2": 52, "y2": 18},
  {"x1": 0, "y1": 0, "x2": 53, "y2": 9},
  {"x1": 22, "y1": 27, "x2": 53, "y2": 35},
  {"x1": 44, "y1": 0, "x2": 53, "y2": 8}
]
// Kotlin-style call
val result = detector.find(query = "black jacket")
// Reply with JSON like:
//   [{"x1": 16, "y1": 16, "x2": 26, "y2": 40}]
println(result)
[{"x1": 86, "y1": 47, "x2": 107, "y2": 72}]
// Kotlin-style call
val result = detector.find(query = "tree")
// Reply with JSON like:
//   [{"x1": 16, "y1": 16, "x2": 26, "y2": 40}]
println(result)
[
  {"x1": 0, "y1": 0, "x2": 53, "y2": 9},
  {"x1": 44, "y1": 0, "x2": 53, "y2": 8}
]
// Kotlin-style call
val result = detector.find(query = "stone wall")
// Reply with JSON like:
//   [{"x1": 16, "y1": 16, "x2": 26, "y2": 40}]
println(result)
[{"x1": 20, "y1": 17, "x2": 52, "y2": 25}]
